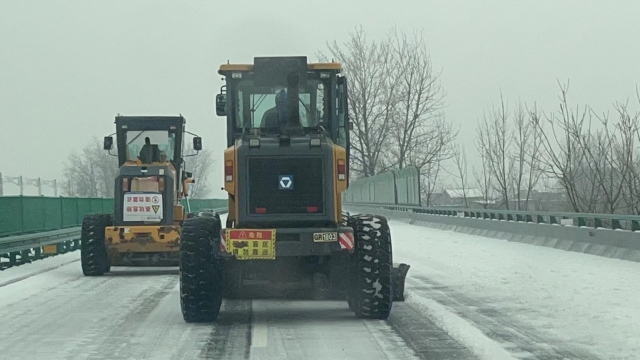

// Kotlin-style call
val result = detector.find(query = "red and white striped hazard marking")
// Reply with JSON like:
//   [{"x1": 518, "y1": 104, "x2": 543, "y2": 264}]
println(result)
[
  {"x1": 339, "y1": 232, "x2": 354, "y2": 250},
  {"x1": 220, "y1": 232, "x2": 227, "y2": 253}
]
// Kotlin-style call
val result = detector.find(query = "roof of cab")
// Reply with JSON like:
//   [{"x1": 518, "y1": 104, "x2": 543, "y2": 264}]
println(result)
[{"x1": 218, "y1": 62, "x2": 342, "y2": 74}]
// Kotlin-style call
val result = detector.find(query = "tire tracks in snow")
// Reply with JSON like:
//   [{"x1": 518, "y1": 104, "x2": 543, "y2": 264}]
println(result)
[
  {"x1": 406, "y1": 275, "x2": 602, "y2": 360},
  {"x1": 200, "y1": 300, "x2": 253, "y2": 360}
]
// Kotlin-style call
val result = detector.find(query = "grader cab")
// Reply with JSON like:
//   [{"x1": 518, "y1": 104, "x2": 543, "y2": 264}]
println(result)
[{"x1": 178, "y1": 57, "x2": 410, "y2": 322}]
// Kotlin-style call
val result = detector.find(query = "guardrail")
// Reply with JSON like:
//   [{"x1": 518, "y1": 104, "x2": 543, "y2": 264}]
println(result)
[
  {"x1": 348, "y1": 203, "x2": 640, "y2": 232},
  {"x1": 0, "y1": 228, "x2": 81, "y2": 270},
  {"x1": 345, "y1": 203, "x2": 640, "y2": 263}
]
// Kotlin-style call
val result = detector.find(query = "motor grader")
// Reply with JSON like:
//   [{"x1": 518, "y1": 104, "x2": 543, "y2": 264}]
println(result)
[
  {"x1": 179, "y1": 57, "x2": 410, "y2": 322},
  {"x1": 80, "y1": 115, "x2": 202, "y2": 275}
]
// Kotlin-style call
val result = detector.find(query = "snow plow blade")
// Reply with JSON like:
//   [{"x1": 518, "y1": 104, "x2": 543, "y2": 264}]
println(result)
[{"x1": 392, "y1": 263, "x2": 410, "y2": 301}]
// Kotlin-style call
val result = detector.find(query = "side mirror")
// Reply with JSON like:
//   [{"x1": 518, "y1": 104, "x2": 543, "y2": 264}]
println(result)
[
  {"x1": 216, "y1": 94, "x2": 227, "y2": 116},
  {"x1": 103, "y1": 136, "x2": 113, "y2": 150},
  {"x1": 348, "y1": 121, "x2": 354, "y2": 131},
  {"x1": 185, "y1": 171, "x2": 193, "y2": 178},
  {"x1": 193, "y1": 136, "x2": 202, "y2": 151}
]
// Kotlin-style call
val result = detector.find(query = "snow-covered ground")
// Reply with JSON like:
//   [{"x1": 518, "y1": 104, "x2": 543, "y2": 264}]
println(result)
[
  {"x1": 390, "y1": 218, "x2": 640, "y2": 359},
  {"x1": 0, "y1": 251, "x2": 80, "y2": 289},
  {"x1": 3, "y1": 214, "x2": 637, "y2": 359}
]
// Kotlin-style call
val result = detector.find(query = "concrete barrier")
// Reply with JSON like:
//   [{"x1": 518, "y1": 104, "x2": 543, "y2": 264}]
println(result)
[{"x1": 345, "y1": 205, "x2": 640, "y2": 263}]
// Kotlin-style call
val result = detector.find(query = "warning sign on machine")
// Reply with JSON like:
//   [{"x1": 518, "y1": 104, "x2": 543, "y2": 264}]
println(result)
[{"x1": 123, "y1": 192, "x2": 163, "y2": 222}]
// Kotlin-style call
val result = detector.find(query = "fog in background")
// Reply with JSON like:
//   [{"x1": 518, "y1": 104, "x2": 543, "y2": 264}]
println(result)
[{"x1": 1, "y1": 0, "x2": 639, "y2": 198}]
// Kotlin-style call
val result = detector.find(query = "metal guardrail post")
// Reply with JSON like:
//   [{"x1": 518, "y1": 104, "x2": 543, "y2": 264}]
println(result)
[
  {"x1": 612, "y1": 219, "x2": 621, "y2": 230},
  {"x1": 594, "y1": 218, "x2": 602, "y2": 228}
]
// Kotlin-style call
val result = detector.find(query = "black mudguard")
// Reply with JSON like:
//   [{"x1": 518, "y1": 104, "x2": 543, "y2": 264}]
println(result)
[{"x1": 391, "y1": 263, "x2": 410, "y2": 301}]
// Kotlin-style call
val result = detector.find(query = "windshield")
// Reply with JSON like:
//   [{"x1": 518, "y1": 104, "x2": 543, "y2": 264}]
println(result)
[
  {"x1": 235, "y1": 79, "x2": 326, "y2": 130},
  {"x1": 125, "y1": 130, "x2": 176, "y2": 162}
]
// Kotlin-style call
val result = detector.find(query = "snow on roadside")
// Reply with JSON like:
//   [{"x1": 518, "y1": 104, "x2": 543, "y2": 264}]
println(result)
[
  {"x1": 405, "y1": 290, "x2": 517, "y2": 360},
  {"x1": 0, "y1": 251, "x2": 80, "y2": 288},
  {"x1": 390, "y1": 218, "x2": 640, "y2": 359}
]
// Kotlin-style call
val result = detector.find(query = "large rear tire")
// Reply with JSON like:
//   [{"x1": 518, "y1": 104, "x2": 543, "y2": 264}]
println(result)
[
  {"x1": 180, "y1": 216, "x2": 223, "y2": 323},
  {"x1": 348, "y1": 214, "x2": 393, "y2": 319},
  {"x1": 80, "y1": 213, "x2": 112, "y2": 276}
]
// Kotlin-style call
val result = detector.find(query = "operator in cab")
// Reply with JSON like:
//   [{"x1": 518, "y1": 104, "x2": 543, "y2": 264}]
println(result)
[
  {"x1": 138, "y1": 137, "x2": 160, "y2": 163},
  {"x1": 260, "y1": 89, "x2": 288, "y2": 130}
]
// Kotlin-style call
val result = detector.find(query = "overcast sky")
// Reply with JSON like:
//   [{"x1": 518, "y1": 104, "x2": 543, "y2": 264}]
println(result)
[{"x1": 1, "y1": 0, "x2": 639, "y2": 197}]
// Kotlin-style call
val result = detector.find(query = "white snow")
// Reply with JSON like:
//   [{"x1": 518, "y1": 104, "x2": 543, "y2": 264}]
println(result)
[
  {"x1": 5, "y1": 212, "x2": 639, "y2": 358},
  {"x1": 390, "y1": 218, "x2": 640, "y2": 359},
  {"x1": 0, "y1": 251, "x2": 79, "y2": 288},
  {"x1": 405, "y1": 292, "x2": 517, "y2": 360}
]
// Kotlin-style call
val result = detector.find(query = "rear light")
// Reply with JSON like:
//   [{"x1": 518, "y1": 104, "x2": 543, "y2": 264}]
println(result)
[
  {"x1": 307, "y1": 206, "x2": 318, "y2": 213},
  {"x1": 337, "y1": 159, "x2": 346, "y2": 181},
  {"x1": 225, "y1": 160, "x2": 233, "y2": 182},
  {"x1": 255, "y1": 207, "x2": 267, "y2": 214},
  {"x1": 122, "y1": 178, "x2": 129, "y2": 191}
]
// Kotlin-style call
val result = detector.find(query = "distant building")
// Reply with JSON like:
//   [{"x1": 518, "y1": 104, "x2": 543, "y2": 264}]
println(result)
[{"x1": 429, "y1": 188, "x2": 496, "y2": 208}]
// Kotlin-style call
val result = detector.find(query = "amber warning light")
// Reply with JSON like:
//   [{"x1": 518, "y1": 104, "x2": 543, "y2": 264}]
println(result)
[
  {"x1": 225, "y1": 160, "x2": 233, "y2": 182},
  {"x1": 337, "y1": 159, "x2": 346, "y2": 180}
]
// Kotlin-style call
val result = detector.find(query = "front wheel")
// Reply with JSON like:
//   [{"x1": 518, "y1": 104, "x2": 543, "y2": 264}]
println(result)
[
  {"x1": 348, "y1": 214, "x2": 393, "y2": 319},
  {"x1": 80, "y1": 213, "x2": 112, "y2": 276}
]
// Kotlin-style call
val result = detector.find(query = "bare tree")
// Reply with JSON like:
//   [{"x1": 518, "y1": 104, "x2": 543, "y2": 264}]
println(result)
[
  {"x1": 320, "y1": 26, "x2": 456, "y2": 179},
  {"x1": 523, "y1": 103, "x2": 544, "y2": 210},
  {"x1": 451, "y1": 144, "x2": 469, "y2": 208},
  {"x1": 183, "y1": 145, "x2": 215, "y2": 199},
  {"x1": 509, "y1": 101, "x2": 544, "y2": 210},
  {"x1": 473, "y1": 141, "x2": 494, "y2": 209},
  {"x1": 319, "y1": 26, "x2": 397, "y2": 177},
  {"x1": 421, "y1": 159, "x2": 443, "y2": 207},
  {"x1": 63, "y1": 136, "x2": 119, "y2": 198},
  {"x1": 406, "y1": 113, "x2": 458, "y2": 172},
  {"x1": 477, "y1": 93, "x2": 513, "y2": 209},
  {"x1": 386, "y1": 28, "x2": 447, "y2": 170},
  {"x1": 621, "y1": 92, "x2": 640, "y2": 214},
  {"x1": 575, "y1": 99, "x2": 639, "y2": 214},
  {"x1": 536, "y1": 81, "x2": 594, "y2": 212}
]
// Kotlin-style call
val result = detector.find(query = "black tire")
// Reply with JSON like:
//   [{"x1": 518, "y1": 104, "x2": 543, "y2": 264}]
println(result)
[
  {"x1": 180, "y1": 216, "x2": 223, "y2": 323},
  {"x1": 341, "y1": 211, "x2": 350, "y2": 226},
  {"x1": 80, "y1": 213, "x2": 112, "y2": 276},
  {"x1": 348, "y1": 214, "x2": 393, "y2": 319}
]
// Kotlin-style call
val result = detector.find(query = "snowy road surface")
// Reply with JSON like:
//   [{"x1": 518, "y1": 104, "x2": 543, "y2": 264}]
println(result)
[
  {"x1": 1, "y1": 213, "x2": 638, "y2": 359},
  {"x1": 0, "y1": 214, "x2": 474, "y2": 360},
  {"x1": 390, "y1": 217, "x2": 640, "y2": 360},
  {"x1": 0, "y1": 258, "x2": 438, "y2": 360}
]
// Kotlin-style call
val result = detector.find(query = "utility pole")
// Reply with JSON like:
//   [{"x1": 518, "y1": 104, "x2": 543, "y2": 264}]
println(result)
[
  {"x1": 24, "y1": 177, "x2": 42, "y2": 196},
  {"x1": 42, "y1": 179, "x2": 58, "y2": 197},
  {"x1": 4, "y1": 175, "x2": 24, "y2": 195}
]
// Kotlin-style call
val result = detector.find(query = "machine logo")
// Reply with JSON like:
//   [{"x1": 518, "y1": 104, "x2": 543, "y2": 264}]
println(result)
[{"x1": 278, "y1": 175, "x2": 294, "y2": 190}]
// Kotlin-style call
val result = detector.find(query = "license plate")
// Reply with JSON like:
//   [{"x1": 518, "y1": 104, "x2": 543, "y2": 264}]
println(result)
[
  {"x1": 225, "y1": 229, "x2": 276, "y2": 260},
  {"x1": 313, "y1": 232, "x2": 337, "y2": 242}
]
